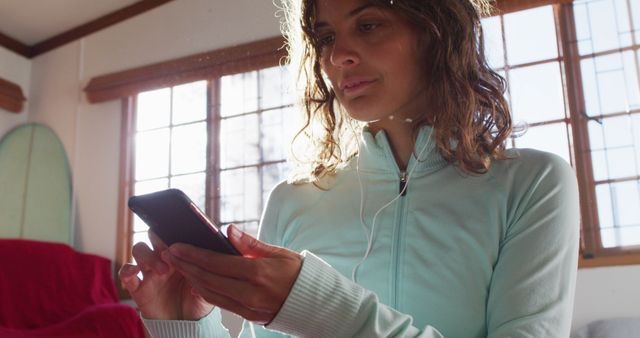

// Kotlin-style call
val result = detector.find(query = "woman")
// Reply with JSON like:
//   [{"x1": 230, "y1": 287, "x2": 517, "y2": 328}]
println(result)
[{"x1": 120, "y1": 0, "x2": 580, "y2": 337}]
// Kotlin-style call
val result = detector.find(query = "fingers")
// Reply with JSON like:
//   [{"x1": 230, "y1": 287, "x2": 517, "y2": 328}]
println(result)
[
  {"x1": 148, "y1": 230, "x2": 168, "y2": 251},
  {"x1": 187, "y1": 277, "x2": 274, "y2": 324},
  {"x1": 168, "y1": 243, "x2": 257, "y2": 280},
  {"x1": 164, "y1": 252, "x2": 265, "y2": 310},
  {"x1": 132, "y1": 241, "x2": 170, "y2": 275},
  {"x1": 227, "y1": 224, "x2": 276, "y2": 258},
  {"x1": 119, "y1": 263, "x2": 141, "y2": 292}
]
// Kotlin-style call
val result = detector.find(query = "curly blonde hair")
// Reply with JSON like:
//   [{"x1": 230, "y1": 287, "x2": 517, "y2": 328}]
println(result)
[{"x1": 280, "y1": 0, "x2": 512, "y2": 182}]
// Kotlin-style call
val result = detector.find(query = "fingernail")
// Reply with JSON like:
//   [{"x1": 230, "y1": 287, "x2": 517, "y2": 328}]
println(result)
[{"x1": 229, "y1": 224, "x2": 242, "y2": 241}]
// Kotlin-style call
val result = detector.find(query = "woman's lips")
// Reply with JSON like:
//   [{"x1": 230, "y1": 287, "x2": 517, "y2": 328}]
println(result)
[{"x1": 342, "y1": 79, "x2": 377, "y2": 96}]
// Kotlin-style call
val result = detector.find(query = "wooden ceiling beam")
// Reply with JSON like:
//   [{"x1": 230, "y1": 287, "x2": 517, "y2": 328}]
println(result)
[{"x1": 0, "y1": 0, "x2": 175, "y2": 59}]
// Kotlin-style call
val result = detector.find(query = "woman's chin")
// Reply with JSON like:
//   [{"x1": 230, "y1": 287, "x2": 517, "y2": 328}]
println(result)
[{"x1": 342, "y1": 102, "x2": 385, "y2": 123}]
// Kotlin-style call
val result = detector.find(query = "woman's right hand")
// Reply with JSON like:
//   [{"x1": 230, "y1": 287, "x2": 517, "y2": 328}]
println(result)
[{"x1": 119, "y1": 231, "x2": 214, "y2": 320}]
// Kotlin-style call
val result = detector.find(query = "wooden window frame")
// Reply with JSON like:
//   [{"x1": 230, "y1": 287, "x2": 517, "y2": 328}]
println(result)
[
  {"x1": 480, "y1": 1, "x2": 640, "y2": 267},
  {"x1": 553, "y1": 2, "x2": 640, "y2": 266}
]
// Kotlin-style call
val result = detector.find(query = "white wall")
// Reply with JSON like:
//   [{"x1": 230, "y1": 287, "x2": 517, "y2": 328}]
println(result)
[
  {"x1": 0, "y1": 46, "x2": 30, "y2": 136},
  {"x1": 11, "y1": 0, "x2": 640, "y2": 335},
  {"x1": 572, "y1": 266, "x2": 640, "y2": 330}
]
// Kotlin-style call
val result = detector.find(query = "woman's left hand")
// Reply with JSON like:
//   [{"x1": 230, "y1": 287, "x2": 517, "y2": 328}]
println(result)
[{"x1": 162, "y1": 224, "x2": 303, "y2": 324}]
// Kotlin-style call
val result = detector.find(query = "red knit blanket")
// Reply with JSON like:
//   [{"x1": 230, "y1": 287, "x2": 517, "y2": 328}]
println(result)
[{"x1": 0, "y1": 239, "x2": 145, "y2": 337}]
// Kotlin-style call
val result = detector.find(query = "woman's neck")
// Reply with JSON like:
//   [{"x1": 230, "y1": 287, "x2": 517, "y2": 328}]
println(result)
[{"x1": 367, "y1": 122, "x2": 416, "y2": 172}]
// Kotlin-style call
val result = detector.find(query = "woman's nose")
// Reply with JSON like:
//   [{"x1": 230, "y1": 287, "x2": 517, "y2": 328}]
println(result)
[{"x1": 330, "y1": 38, "x2": 360, "y2": 68}]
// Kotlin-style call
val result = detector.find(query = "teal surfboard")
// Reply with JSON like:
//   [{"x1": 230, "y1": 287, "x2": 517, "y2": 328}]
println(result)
[{"x1": 0, "y1": 123, "x2": 72, "y2": 244}]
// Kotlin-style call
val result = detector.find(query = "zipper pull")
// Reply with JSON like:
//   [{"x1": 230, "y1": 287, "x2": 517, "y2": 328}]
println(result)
[{"x1": 399, "y1": 171, "x2": 408, "y2": 196}]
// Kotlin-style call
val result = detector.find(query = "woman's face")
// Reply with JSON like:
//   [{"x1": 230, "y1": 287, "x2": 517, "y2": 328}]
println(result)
[{"x1": 314, "y1": 0, "x2": 428, "y2": 125}]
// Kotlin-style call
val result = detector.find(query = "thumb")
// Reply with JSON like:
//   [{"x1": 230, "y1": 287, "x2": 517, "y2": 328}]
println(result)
[{"x1": 227, "y1": 224, "x2": 276, "y2": 258}]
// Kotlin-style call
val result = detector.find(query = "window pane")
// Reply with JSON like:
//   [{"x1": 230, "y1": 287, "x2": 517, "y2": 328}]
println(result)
[
  {"x1": 573, "y1": 0, "x2": 634, "y2": 55},
  {"x1": 132, "y1": 231, "x2": 152, "y2": 250},
  {"x1": 509, "y1": 62, "x2": 566, "y2": 124},
  {"x1": 132, "y1": 215, "x2": 150, "y2": 233},
  {"x1": 573, "y1": 2, "x2": 592, "y2": 54},
  {"x1": 481, "y1": 16, "x2": 505, "y2": 70},
  {"x1": 134, "y1": 178, "x2": 169, "y2": 195},
  {"x1": 219, "y1": 167, "x2": 260, "y2": 223},
  {"x1": 137, "y1": 88, "x2": 170, "y2": 131},
  {"x1": 591, "y1": 149, "x2": 610, "y2": 181},
  {"x1": 514, "y1": 123, "x2": 571, "y2": 164},
  {"x1": 260, "y1": 66, "x2": 293, "y2": 109},
  {"x1": 634, "y1": 114, "x2": 640, "y2": 172},
  {"x1": 603, "y1": 115, "x2": 634, "y2": 148},
  {"x1": 135, "y1": 128, "x2": 170, "y2": 180},
  {"x1": 172, "y1": 81, "x2": 207, "y2": 124},
  {"x1": 633, "y1": 0, "x2": 640, "y2": 42},
  {"x1": 600, "y1": 226, "x2": 640, "y2": 248},
  {"x1": 262, "y1": 162, "x2": 289, "y2": 198},
  {"x1": 261, "y1": 107, "x2": 299, "y2": 162},
  {"x1": 132, "y1": 178, "x2": 169, "y2": 232},
  {"x1": 220, "y1": 114, "x2": 260, "y2": 168},
  {"x1": 170, "y1": 172, "x2": 206, "y2": 211},
  {"x1": 581, "y1": 51, "x2": 640, "y2": 116},
  {"x1": 504, "y1": 6, "x2": 558, "y2": 65},
  {"x1": 171, "y1": 122, "x2": 207, "y2": 175},
  {"x1": 588, "y1": 120, "x2": 605, "y2": 151},
  {"x1": 597, "y1": 180, "x2": 640, "y2": 248},
  {"x1": 220, "y1": 71, "x2": 258, "y2": 117},
  {"x1": 232, "y1": 221, "x2": 260, "y2": 237},
  {"x1": 589, "y1": 115, "x2": 639, "y2": 180}
]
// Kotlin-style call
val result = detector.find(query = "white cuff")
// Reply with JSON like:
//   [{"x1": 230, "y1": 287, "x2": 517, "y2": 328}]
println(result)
[{"x1": 142, "y1": 307, "x2": 230, "y2": 338}]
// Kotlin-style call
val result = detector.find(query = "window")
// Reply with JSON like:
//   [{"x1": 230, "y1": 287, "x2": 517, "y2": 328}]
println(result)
[
  {"x1": 482, "y1": 0, "x2": 640, "y2": 265},
  {"x1": 573, "y1": 0, "x2": 640, "y2": 251},
  {"x1": 483, "y1": 5, "x2": 573, "y2": 163},
  {"x1": 129, "y1": 66, "x2": 296, "y2": 250}
]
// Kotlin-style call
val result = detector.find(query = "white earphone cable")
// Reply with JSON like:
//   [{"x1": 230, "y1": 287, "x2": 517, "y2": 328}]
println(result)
[{"x1": 350, "y1": 126, "x2": 434, "y2": 282}]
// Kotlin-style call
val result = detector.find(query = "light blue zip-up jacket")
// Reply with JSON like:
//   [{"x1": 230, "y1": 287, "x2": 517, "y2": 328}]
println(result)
[{"x1": 144, "y1": 126, "x2": 581, "y2": 337}]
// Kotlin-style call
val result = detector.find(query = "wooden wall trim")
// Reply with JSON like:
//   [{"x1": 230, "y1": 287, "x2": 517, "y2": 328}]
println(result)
[
  {"x1": 84, "y1": 36, "x2": 287, "y2": 103},
  {"x1": 0, "y1": 77, "x2": 26, "y2": 113},
  {"x1": 0, "y1": 31, "x2": 31, "y2": 58}
]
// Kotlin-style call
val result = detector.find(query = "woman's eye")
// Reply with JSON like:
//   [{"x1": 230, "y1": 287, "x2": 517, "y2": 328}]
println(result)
[
  {"x1": 360, "y1": 23, "x2": 380, "y2": 32},
  {"x1": 317, "y1": 34, "x2": 335, "y2": 47}
]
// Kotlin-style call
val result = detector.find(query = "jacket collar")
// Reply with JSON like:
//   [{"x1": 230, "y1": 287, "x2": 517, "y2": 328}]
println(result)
[{"x1": 357, "y1": 125, "x2": 450, "y2": 174}]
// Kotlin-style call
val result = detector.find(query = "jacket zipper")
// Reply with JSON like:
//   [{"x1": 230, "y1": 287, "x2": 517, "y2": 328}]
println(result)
[
  {"x1": 391, "y1": 171, "x2": 408, "y2": 308},
  {"x1": 399, "y1": 171, "x2": 408, "y2": 196}
]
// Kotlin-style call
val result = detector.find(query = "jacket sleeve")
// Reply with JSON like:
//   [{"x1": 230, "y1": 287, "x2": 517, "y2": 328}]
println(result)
[
  {"x1": 263, "y1": 251, "x2": 444, "y2": 338},
  {"x1": 485, "y1": 154, "x2": 581, "y2": 337}
]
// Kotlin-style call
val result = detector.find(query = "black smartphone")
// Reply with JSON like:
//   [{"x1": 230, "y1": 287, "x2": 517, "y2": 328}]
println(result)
[{"x1": 128, "y1": 188, "x2": 240, "y2": 255}]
